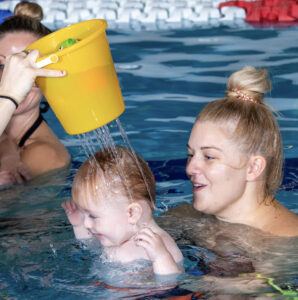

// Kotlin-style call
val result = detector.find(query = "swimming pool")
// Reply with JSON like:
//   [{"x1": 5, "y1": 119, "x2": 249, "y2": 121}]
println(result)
[{"x1": 0, "y1": 24, "x2": 297, "y2": 298}]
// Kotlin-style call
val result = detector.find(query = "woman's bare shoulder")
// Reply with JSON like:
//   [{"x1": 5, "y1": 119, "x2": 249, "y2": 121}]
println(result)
[
  {"x1": 20, "y1": 124, "x2": 70, "y2": 176},
  {"x1": 21, "y1": 140, "x2": 70, "y2": 176},
  {"x1": 265, "y1": 202, "x2": 298, "y2": 237}
]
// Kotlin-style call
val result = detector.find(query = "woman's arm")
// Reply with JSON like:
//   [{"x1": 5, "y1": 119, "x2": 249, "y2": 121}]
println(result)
[
  {"x1": 0, "y1": 100, "x2": 16, "y2": 135},
  {"x1": 0, "y1": 50, "x2": 65, "y2": 135}
]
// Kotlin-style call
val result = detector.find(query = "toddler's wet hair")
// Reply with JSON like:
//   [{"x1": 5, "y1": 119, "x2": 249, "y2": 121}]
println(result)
[{"x1": 72, "y1": 146, "x2": 156, "y2": 210}]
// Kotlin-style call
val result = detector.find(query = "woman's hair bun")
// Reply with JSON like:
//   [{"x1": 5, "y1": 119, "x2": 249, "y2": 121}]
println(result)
[
  {"x1": 14, "y1": 1, "x2": 43, "y2": 21},
  {"x1": 226, "y1": 66, "x2": 271, "y2": 104}
]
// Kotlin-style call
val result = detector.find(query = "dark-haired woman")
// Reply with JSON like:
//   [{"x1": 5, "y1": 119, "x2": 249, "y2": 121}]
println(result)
[{"x1": 0, "y1": 2, "x2": 70, "y2": 186}]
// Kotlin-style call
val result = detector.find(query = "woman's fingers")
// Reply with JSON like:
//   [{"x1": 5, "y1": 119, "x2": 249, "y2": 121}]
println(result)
[
  {"x1": 25, "y1": 48, "x2": 39, "y2": 63},
  {"x1": 35, "y1": 68, "x2": 66, "y2": 78},
  {"x1": 25, "y1": 49, "x2": 66, "y2": 78},
  {"x1": 26, "y1": 49, "x2": 66, "y2": 77},
  {"x1": 13, "y1": 171, "x2": 23, "y2": 183},
  {"x1": 0, "y1": 49, "x2": 65, "y2": 104},
  {"x1": 0, "y1": 170, "x2": 15, "y2": 185},
  {"x1": 18, "y1": 164, "x2": 32, "y2": 181}
]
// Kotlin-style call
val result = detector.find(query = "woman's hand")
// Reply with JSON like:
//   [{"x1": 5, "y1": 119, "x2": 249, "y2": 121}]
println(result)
[
  {"x1": 61, "y1": 199, "x2": 85, "y2": 228},
  {"x1": 0, "y1": 168, "x2": 30, "y2": 186},
  {"x1": 0, "y1": 159, "x2": 32, "y2": 184},
  {"x1": 0, "y1": 49, "x2": 65, "y2": 104},
  {"x1": 0, "y1": 170, "x2": 16, "y2": 186},
  {"x1": 0, "y1": 134, "x2": 32, "y2": 184}
]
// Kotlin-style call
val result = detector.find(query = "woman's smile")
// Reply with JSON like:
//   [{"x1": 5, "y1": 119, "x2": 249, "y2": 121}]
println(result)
[{"x1": 192, "y1": 182, "x2": 207, "y2": 192}]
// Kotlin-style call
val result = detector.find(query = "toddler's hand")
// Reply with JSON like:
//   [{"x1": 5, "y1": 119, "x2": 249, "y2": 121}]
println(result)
[
  {"x1": 135, "y1": 227, "x2": 181, "y2": 275},
  {"x1": 62, "y1": 199, "x2": 84, "y2": 227},
  {"x1": 135, "y1": 227, "x2": 170, "y2": 262}
]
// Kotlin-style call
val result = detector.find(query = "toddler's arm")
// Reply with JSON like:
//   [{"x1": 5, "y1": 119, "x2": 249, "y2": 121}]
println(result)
[
  {"x1": 62, "y1": 199, "x2": 92, "y2": 239},
  {"x1": 135, "y1": 227, "x2": 182, "y2": 275}
]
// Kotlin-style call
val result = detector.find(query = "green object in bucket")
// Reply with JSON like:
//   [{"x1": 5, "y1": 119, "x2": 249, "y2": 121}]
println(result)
[{"x1": 59, "y1": 38, "x2": 79, "y2": 50}]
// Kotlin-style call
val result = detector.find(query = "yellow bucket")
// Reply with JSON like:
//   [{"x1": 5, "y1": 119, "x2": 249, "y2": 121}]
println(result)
[{"x1": 26, "y1": 19, "x2": 125, "y2": 135}]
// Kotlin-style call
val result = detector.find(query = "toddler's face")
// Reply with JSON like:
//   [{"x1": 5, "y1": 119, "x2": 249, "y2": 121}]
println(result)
[{"x1": 75, "y1": 189, "x2": 135, "y2": 247}]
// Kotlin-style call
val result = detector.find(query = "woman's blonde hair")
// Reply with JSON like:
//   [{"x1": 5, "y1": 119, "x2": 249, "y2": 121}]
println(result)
[
  {"x1": 196, "y1": 66, "x2": 283, "y2": 200},
  {"x1": 72, "y1": 146, "x2": 156, "y2": 210}
]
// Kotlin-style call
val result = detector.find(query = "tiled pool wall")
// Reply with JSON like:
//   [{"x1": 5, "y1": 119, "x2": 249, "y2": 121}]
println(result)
[{"x1": 0, "y1": 0, "x2": 247, "y2": 29}]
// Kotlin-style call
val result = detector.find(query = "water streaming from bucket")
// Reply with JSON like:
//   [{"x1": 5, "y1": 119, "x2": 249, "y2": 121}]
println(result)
[
  {"x1": 116, "y1": 118, "x2": 155, "y2": 206},
  {"x1": 76, "y1": 121, "x2": 155, "y2": 209}
]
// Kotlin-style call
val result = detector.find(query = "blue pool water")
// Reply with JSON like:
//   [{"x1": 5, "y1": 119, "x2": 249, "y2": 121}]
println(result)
[{"x1": 1, "y1": 25, "x2": 298, "y2": 299}]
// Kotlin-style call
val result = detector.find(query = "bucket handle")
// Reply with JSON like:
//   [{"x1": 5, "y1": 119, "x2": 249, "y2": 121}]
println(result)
[{"x1": 36, "y1": 54, "x2": 59, "y2": 69}]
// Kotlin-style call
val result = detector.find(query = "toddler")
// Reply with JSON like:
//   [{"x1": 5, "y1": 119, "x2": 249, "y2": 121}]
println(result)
[{"x1": 62, "y1": 146, "x2": 183, "y2": 276}]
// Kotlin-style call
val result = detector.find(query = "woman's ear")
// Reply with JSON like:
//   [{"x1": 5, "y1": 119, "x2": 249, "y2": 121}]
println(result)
[
  {"x1": 127, "y1": 202, "x2": 142, "y2": 224},
  {"x1": 246, "y1": 154, "x2": 267, "y2": 181}
]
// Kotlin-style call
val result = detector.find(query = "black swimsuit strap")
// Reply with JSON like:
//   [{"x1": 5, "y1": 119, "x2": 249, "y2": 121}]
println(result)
[{"x1": 18, "y1": 111, "x2": 45, "y2": 148}]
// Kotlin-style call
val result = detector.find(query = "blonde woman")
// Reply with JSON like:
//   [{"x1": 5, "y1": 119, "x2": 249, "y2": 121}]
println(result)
[{"x1": 186, "y1": 66, "x2": 298, "y2": 237}]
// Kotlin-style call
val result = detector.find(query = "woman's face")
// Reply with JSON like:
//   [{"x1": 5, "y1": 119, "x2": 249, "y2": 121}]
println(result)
[
  {"x1": 0, "y1": 32, "x2": 42, "y2": 115},
  {"x1": 186, "y1": 120, "x2": 250, "y2": 218}
]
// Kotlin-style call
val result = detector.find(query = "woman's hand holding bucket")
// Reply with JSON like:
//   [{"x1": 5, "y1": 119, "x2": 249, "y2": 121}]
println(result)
[
  {"x1": 0, "y1": 49, "x2": 64, "y2": 105},
  {"x1": 0, "y1": 49, "x2": 65, "y2": 135}
]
